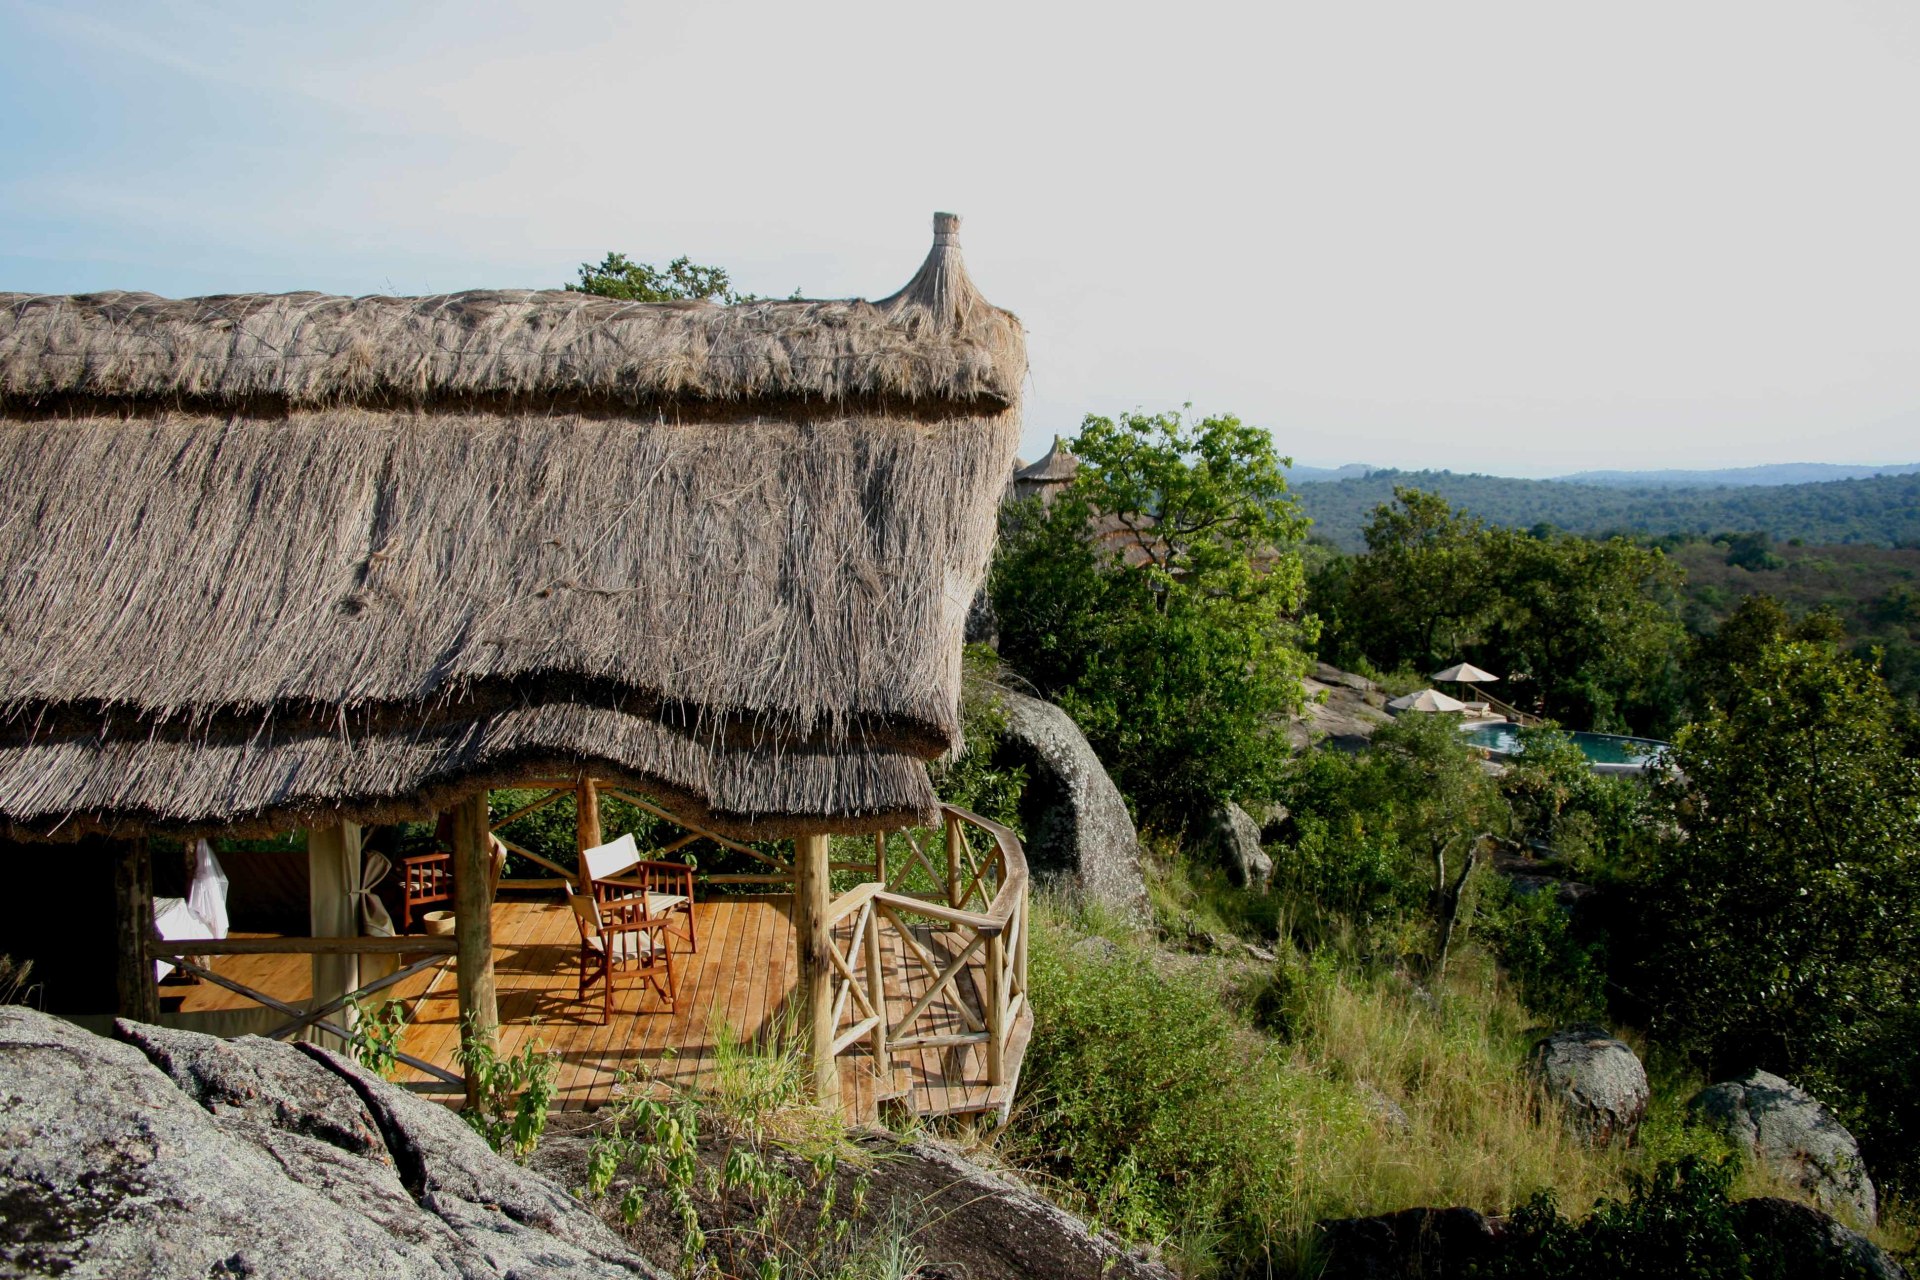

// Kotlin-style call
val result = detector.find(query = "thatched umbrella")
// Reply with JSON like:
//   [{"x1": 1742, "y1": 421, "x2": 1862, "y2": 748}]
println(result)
[{"x1": 1387, "y1": 689, "x2": 1469, "y2": 714}]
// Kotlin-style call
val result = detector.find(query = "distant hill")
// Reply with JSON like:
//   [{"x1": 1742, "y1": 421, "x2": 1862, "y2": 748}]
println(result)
[
  {"x1": 1556, "y1": 462, "x2": 1920, "y2": 488},
  {"x1": 1284, "y1": 463, "x2": 1376, "y2": 484},
  {"x1": 1294, "y1": 468, "x2": 1920, "y2": 551}
]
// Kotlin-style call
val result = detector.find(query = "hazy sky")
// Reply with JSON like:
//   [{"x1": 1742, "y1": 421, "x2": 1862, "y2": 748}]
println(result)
[{"x1": 4, "y1": 1, "x2": 1918, "y2": 475}]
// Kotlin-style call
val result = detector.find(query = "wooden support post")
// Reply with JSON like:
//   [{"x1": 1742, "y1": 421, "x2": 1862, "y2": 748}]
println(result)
[
  {"x1": 863, "y1": 892, "x2": 889, "y2": 1072},
  {"x1": 793, "y1": 833, "x2": 840, "y2": 1109},
  {"x1": 872, "y1": 831, "x2": 887, "y2": 885},
  {"x1": 945, "y1": 814, "x2": 963, "y2": 909},
  {"x1": 575, "y1": 778, "x2": 602, "y2": 885},
  {"x1": 113, "y1": 837, "x2": 158, "y2": 1022},
  {"x1": 985, "y1": 929, "x2": 1007, "y2": 1086},
  {"x1": 452, "y1": 791, "x2": 498, "y2": 1107}
]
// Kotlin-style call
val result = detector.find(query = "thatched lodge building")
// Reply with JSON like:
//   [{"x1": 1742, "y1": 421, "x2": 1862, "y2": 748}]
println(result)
[{"x1": 0, "y1": 214, "x2": 1033, "y2": 1117}]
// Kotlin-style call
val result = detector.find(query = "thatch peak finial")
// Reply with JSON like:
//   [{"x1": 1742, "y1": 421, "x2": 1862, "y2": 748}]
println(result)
[{"x1": 877, "y1": 211, "x2": 986, "y2": 326}]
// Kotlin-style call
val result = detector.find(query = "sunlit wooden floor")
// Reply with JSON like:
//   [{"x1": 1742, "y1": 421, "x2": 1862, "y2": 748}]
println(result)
[{"x1": 166, "y1": 895, "x2": 1020, "y2": 1120}]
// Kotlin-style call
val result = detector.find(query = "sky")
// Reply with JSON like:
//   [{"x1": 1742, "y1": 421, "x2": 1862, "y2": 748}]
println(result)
[{"x1": 3, "y1": 1, "x2": 1919, "y2": 476}]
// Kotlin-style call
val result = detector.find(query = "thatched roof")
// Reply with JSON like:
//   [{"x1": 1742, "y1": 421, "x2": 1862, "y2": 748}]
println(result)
[
  {"x1": 0, "y1": 214, "x2": 1022, "y2": 841},
  {"x1": 1013, "y1": 436, "x2": 1079, "y2": 485},
  {"x1": 0, "y1": 217, "x2": 1023, "y2": 415}
]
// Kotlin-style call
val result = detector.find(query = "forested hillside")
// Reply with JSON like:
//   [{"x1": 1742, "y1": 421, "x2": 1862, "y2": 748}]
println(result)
[{"x1": 1294, "y1": 469, "x2": 1920, "y2": 550}]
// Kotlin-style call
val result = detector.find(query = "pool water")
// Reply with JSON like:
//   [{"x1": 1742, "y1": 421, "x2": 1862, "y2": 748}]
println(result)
[{"x1": 1459, "y1": 723, "x2": 1668, "y2": 767}]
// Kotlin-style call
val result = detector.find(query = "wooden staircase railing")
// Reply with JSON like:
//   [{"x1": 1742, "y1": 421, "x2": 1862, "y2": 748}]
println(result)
[{"x1": 821, "y1": 804, "x2": 1030, "y2": 1106}]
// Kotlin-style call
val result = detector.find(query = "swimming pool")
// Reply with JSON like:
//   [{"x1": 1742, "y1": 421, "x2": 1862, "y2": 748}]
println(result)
[{"x1": 1459, "y1": 722, "x2": 1669, "y2": 770}]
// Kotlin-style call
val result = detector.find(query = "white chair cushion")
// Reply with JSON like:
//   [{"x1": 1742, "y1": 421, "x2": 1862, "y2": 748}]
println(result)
[
  {"x1": 644, "y1": 894, "x2": 689, "y2": 912},
  {"x1": 581, "y1": 833, "x2": 641, "y2": 883}
]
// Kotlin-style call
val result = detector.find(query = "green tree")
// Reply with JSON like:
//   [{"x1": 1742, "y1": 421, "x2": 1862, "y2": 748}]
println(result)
[
  {"x1": 1478, "y1": 528, "x2": 1685, "y2": 732},
  {"x1": 1635, "y1": 640, "x2": 1920, "y2": 1169},
  {"x1": 1319, "y1": 488, "x2": 1491, "y2": 672},
  {"x1": 566, "y1": 252, "x2": 758, "y2": 304},
  {"x1": 1683, "y1": 593, "x2": 1845, "y2": 717},
  {"x1": 992, "y1": 408, "x2": 1314, "y2": 821}
]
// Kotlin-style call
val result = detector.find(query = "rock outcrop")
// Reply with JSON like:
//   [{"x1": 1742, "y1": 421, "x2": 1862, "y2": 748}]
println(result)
[
  {"x1": 1525, "y1": 1026, "x2": 1649, "y2": 1146},
  {"x1": 0, "y1": 1007, "x2": 663, "y2": 1279},
  {"x1": 991, "y1": 688, "x2": 1148, "y2": 917},
  {"x1": 1291, "y1": 663, "x2": 1393, "y2": 752},
  {"x1": 1692, "y1": 1069, "x2": 1878, "y2": 1227},
  {"x1": 1201, "y1": 800, "x2": 1272, "y2": 892},
  {"x1": 1733, "y1": 1197, "x2": 1907, "y2": 1280}
]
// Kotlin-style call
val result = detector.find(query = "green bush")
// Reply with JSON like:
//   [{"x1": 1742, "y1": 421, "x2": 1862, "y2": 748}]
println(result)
[
  {"x1": 1478, "y1": 1155, "x2": 1888, "y2": 1280},
  {"x1": 1013, "y1": 911, "x2": 1353, "y2": 1269}
]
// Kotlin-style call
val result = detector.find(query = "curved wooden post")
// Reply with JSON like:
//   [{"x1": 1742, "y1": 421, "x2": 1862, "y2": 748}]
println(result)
[
  {"x1": 793, "y1": 833, "x2": 840, "y2": 1109},
  {"x1": 453, "y1": 791, "x2": 498, "y2": 1106}
]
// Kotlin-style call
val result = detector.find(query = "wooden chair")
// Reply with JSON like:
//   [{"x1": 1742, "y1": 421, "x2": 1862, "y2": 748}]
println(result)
[
  {"x1": 400, "y1": 835, "x2": 507, "y2": 931},
  {"x1": 580, "y1": 835, "x2": 698, "y2": 955},
  {"x1": 567, "y1": 890, "x2": 675, "y2": 1024},
  {"x1": 626, "y1": 860, "x2": 698, "y2": 955}
]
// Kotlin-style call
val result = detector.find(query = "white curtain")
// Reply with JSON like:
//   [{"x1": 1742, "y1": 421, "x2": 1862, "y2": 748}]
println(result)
[{"x1": 185, "y1": 839, "x2": 230, "y2": 940}]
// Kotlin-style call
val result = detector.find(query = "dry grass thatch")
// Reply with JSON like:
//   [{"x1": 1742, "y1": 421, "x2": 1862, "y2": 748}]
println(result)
[
  {"x1": 0, "y1": 220, "x2": 1023, "y2": 415},
  {"x1": 0, "y1": 215, "x2": 1022, "y2": 840}
]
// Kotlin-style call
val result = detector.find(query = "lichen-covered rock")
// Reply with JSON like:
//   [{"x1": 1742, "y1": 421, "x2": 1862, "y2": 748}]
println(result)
[
  {"x1": 1526, "y1": 1026, "x2": 1649, "y2": 1146},
  {"x1": 852, "y1": 1134, "x2": 1178, "y2": 1280},
  {"x1": 992, "y1": 689, "x2": 1148, "y2": 918},
  {"x1": 114, "y1": 1020, "x2": 388, "y2": 1159},
  {"x1": 0, "y1": 1007, "x2": 664, "y2": 1279},
  {"x1": 1202, "y1": 800, "x2": 1272, "y2": 892},
  {"x1": 1692, "y1": 1070, "x2": 1878, "y2": 1228}
]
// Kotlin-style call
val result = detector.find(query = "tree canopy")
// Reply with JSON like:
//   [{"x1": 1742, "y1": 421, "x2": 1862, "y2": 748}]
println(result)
[
  {"x1": 565, "y1": 252, "x2": 758, "y2": 304},
  {"x1": 992, "y1": 408, "x2": 1314, "y2": 822}
]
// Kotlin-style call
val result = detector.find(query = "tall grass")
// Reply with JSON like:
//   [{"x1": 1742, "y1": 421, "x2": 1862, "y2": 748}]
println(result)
[{"x1": 1007, "y1": 891, "x2": 1747, "y2": 1275}]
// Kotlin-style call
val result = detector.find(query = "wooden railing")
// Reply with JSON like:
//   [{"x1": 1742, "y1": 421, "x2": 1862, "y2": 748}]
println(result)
[
  {"x1": 148, "y1": 934, "x2": 465, "y2": 1091},
  {"x1": 821, "y1": 804, "x2": 1030, "y2": 1090}
]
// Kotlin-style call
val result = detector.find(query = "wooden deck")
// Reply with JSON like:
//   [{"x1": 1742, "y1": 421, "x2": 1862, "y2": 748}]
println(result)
[{"x1": 166, "y1": 893, "x2": 1022, "y2": 1120}]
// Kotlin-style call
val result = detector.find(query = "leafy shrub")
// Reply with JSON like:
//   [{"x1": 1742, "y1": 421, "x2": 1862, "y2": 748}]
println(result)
[
  {"x1": 454, "y1": 1028, "x2": 557, "y2": 1162},
  {"x1": 346, "y1": 995, "x2": 410, "y2": 1080},
  {"x1": 1476, "y1": 878, "x2": 1607, "y2": 1024},
  {"x1": 1478, "y1": 1155, "x2": 1891, "y2": 1280}
]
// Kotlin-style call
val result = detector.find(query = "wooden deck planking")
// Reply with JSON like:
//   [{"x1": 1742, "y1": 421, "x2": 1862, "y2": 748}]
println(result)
[{"x1": 157, "y1": 895, "x2": 1009, "y2": 1118}]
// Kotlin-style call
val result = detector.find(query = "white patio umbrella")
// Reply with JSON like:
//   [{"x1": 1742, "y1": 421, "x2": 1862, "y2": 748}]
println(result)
[
  {"x1": 1431, "y1": 662, "x2": 1499, "y2": 685},
  {"x1": 1387, "y1": 688, "x2": 1468, "y2": 713}
]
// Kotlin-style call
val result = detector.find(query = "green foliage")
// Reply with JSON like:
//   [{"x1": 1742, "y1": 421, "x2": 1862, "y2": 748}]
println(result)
[
  {"x1": 1477, "y1": 1157, "x2": 1755, "y2": 1280},
  {"x1": 1476, "y1": 877, "x2": 1608, "y2": 1023},
  {"x1": 454, "y1": 1028, "x2": 558, "y2": 1163},
  {"x1": 1498, "y1": 724, "x2": 1650, "y2": 869},
  {"x1": 1312, "y1": 489, "x2": 1684, "y2": 732},
  {"x1": 992, "y1": 407, "x2": 1314, "y2": 819},
  {"x1": 1478, "y1": 526, "x2": 1686, "y2": 733},
  {"x1": 1316, "y1": 486, "x2": 1491, "y2": 673},
  {"x1": 1273, "y1": 712, "x2": 1503, "y2": 958},
  {"x1": 928, "y1": 645, "x2": 1028, "y2": 832},
  {"x1": 1014, "y1": 910, "x2": 1338, "y2": 1267},
  {"x1": 346, "y1": 996, "x2": 409, "y2": 1080},
  {"x1": 565, "y1": 252, "x2": 758, "y2": 304},
  {"x1": 1634, "y1": 641, "x2": 1920, "y2": 1177},
  {"x1": 582, "y1": 1034, "x2": 904, "y2": 1280}
]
